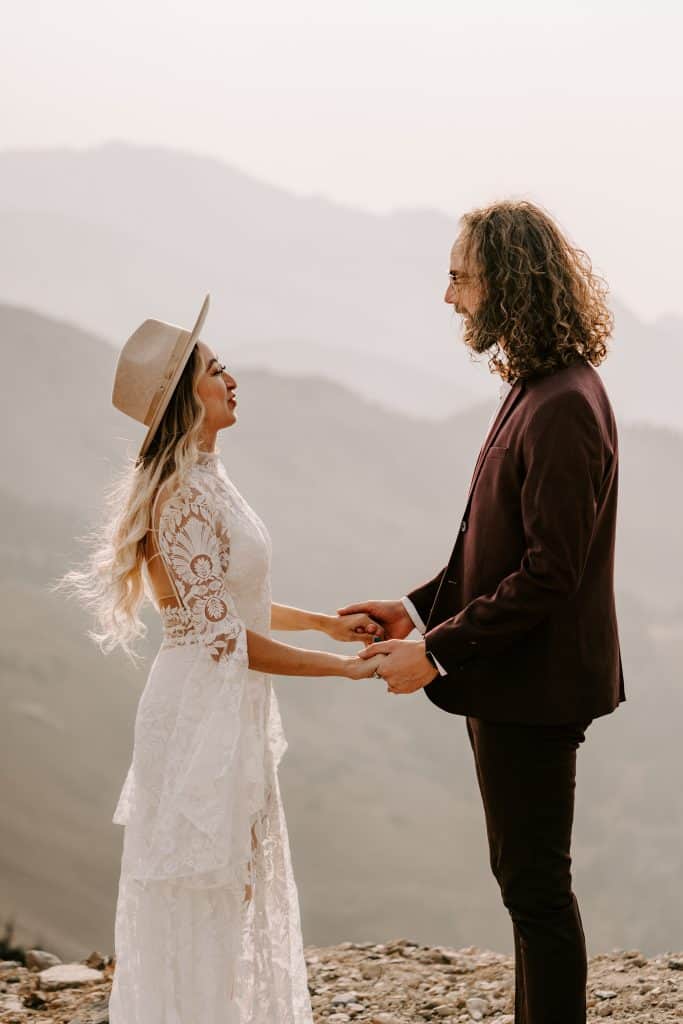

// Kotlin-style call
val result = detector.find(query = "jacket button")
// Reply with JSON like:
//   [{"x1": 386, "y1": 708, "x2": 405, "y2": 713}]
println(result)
[{"x1": 460, "y1": 518, "x2": 468, "y2": 533}]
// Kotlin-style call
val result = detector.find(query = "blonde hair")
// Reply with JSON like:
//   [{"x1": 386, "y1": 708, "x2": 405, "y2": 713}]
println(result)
[{"x1": 52, "y1": 345, "x2": 207, "y2": 662}]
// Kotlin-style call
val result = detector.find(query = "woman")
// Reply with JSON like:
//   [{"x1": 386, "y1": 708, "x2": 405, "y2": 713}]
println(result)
[{"x1": 57, "y1": 294, "x2": 385, "y2": 1024}]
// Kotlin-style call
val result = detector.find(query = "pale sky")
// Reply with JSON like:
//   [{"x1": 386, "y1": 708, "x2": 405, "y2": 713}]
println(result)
[{"x1": 3, "y1": 0, "x2": 682, "y2": 320}]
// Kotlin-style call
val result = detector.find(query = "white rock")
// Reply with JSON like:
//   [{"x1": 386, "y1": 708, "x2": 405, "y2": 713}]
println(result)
[
  {"x1": 466, "y1": 996, "x2": 490, "y2": 1020},
  {"x1": 25, "y1": 949, "x2": 62, "y2": 970},
  {"x1": 38, "y1": 963, "x2": 104, "y2": 990},
  {"x1": 332, "y1": 990, "x2": 360, "y2": 1005},
  {"x1": 0, "y1": 960, "x2": 22, "y2": 972}
]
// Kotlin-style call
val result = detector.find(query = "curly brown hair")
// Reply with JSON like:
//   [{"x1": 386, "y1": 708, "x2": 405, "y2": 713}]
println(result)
[{"x1": 459, "y1": 200, "x2": 614, "y2": 382}]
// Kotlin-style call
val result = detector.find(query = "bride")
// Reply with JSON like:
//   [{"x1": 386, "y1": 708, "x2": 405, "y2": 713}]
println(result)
[{"x1": 57, "y1": 294, "x2": 386, "y2": 1024}]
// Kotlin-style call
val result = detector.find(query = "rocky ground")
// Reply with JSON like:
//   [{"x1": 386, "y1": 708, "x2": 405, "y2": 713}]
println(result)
[{"x1": 1, "y1": 940, "x2": 682, "y2": 1023}]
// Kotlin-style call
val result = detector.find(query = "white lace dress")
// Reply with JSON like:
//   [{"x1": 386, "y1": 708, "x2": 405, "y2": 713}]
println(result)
[{"x1": 108, "y1": 451, "x2": 313, "y2": 1024}]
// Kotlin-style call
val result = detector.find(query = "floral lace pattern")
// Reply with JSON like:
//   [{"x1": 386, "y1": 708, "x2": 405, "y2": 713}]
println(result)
[
  {"x1": 109, "y1": 454, "x2": 313, "y2": 1024},
  {"x1": 156, "y1": 482, "x2": 243, "y2": 662}
]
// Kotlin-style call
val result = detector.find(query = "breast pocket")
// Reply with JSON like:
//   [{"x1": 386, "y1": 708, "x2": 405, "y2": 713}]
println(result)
[{"x1": 477, "y1": 444, "x2": 518, "y2": 502}]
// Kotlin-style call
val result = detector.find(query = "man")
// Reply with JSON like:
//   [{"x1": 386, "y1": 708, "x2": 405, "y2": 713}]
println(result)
[{"x1": 339, "y1": 199, "x2": 625, "y2": 1024}]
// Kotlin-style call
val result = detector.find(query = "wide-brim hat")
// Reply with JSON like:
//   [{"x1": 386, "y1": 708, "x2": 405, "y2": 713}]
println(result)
[{"x1": 112, "y1": 293, "x2": 210, "y2": 458}]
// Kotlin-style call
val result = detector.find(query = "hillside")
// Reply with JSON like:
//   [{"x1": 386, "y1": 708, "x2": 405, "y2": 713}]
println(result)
[
  {"x1": 0, "y1": 143, "x2": 681, "y2": 427},
  {"x1": 1, "y1": 304, "x2": 682, "y2": 961}
]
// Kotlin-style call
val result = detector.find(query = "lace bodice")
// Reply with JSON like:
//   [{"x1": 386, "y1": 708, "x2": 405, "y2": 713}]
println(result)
[
  {"x1": 145, "y1": 451, "x2": 273, "y2": 657},
  {"x1": 115, "y1": 451, "x2": 285, "y2": 884}
]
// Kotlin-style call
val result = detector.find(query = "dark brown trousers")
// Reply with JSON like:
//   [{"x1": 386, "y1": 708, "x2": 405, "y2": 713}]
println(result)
[{"x1": 466, "y1": 715, "x2": 592, "y2": 1024}]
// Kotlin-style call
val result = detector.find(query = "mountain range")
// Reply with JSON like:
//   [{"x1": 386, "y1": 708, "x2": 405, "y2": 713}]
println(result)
[
  {"x1": 0, "y1": 303, "x2": 681, "y2": 961},
  {"x1": 0, "y1": 142, "x2": 680, "y2": 426}
]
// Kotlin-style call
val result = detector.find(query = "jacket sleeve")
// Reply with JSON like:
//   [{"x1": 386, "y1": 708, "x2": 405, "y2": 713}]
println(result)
[
  {"x1": 155, "y1": 479, "x2": 245, "y2": 664},
  {"x1": 424, "y1": 390, "x2": 607, "y2": 675}
]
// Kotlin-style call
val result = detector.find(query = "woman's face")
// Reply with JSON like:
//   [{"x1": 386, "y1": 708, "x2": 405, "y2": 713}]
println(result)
[{"x1": 196, "y1": 341, "x2": 238, "y2": 433}]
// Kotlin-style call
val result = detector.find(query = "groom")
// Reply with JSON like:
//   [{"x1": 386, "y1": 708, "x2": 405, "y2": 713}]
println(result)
[{"x1": 340, "y1": 200, "x2": 625, "y2": 1024}]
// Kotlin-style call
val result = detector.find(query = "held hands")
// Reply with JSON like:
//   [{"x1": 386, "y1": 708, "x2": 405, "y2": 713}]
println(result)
[
  {"x1": 358, "y1": 638, "x2": 439, "y2": 694},
  {"x1": 336, "y1": 599, "x2": 437, "y2": 694},
  {"x1": 323, "y1": 609, "x2": 389, "y2": 680},
  {"x1": 336, "y1": 599, "x2": 413, "y2": 641},
  {"x1": 345, "y1": 651, "x2": 389, "y2": 680}
]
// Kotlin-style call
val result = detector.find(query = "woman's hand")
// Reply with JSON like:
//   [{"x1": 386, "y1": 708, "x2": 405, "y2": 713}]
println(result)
[
  {"x1": 344, "y1": 652, "x2": 388, "y2": 680},
  {"x1": 324, "y1": 612, "x2": 384, "y2": 646}
]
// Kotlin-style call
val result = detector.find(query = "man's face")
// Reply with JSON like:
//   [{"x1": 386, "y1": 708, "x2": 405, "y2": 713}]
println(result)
[{"x1": 444, "y1": 234, "x2": 483, "y2": 318}]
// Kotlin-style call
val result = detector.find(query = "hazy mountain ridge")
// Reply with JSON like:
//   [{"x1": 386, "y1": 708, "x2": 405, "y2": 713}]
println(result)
[
  {"x1": 1, "y1": 304, "x2": 681, "y2": 961},
  {"x1": 2, "y1": 302, "x2": 681, "y2": 608},
  {"x1": 0, "y1": 143, "x2": 681, "y2": 427}
]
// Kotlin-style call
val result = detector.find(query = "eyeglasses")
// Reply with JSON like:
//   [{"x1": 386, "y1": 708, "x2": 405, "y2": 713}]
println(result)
[{"x1": 448, "y1": 270, "x2": 470, "y2": 286}]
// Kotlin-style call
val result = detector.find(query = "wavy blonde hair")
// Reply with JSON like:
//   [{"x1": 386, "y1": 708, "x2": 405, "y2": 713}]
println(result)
[
  {"x1": 459, "y1": 199, "x2": 614, "y2": 382},
  {"x1": 52, "y1": 345, "x2": 207, "y2": 662}
]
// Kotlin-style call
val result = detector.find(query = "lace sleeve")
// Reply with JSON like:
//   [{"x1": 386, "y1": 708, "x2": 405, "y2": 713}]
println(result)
[{"x1": 155, "y1": 478, "x2": 244, "y2": 664}]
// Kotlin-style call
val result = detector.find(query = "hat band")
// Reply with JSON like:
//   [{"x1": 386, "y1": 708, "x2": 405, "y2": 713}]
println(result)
[{"x1": 144, "y1": 329, "x2": 193, "y2": 427}]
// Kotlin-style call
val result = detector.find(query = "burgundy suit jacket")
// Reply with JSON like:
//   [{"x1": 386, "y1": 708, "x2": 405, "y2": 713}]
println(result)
[{"x1": 407, "y1": 360, "x2": 626, "y2": 724}]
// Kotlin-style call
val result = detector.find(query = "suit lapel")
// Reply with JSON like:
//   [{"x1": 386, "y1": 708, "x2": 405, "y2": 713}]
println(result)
[
  {"x1": 465, "y1": 380, "x2": 525, "y2": 503},
  {"x1": 425, "y1": 380, "x2": 526, "y2": 629}
]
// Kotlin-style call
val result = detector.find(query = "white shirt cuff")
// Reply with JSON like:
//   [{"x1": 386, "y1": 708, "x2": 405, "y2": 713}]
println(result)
[
  {"x1": 401, "y1": 596, "x2": 447, "y2": 676},
  {"x1": 401, "y1": 596, "x2": 426, "y2": 633},
  {"x1": 428, "y1": 652, "x2": 447, "y2": 676}
]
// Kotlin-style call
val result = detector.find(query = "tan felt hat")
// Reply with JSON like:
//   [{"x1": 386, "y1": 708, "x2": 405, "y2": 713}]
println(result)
[{"x1": 112, "y1": 293, "x2": 210, "y2": 457}]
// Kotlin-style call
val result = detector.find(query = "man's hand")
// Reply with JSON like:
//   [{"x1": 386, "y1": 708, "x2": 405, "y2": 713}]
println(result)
[
  {"x1": 358, "y1": 638, "x2": 438, "y2": 694},
  {"x1": 337, "y1": 599, "x2": 413, "y2": 641}
]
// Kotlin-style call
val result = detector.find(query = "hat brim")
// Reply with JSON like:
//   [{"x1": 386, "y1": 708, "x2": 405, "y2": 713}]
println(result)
[{"x1": 138, "y1": 293, "x2": 210, "y2": 459}]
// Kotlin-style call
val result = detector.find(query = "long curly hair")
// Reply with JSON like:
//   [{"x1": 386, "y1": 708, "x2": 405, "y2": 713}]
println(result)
[
  {"x1": 52, "y1": 345, "x2": 207, "y2": 661},
  {"x1": 459, "y1": 200, "x2": 614, "y2": 382}
]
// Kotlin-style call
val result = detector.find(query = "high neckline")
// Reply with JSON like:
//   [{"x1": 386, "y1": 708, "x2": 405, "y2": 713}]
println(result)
[{"x1": 196, "y1": 449, "x2": 220, "y2": 467}]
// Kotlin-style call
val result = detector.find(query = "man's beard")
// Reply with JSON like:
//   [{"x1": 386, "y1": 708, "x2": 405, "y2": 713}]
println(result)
[{"x1": 460, "y1": 312, "x2": 497, "y2": 354}]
